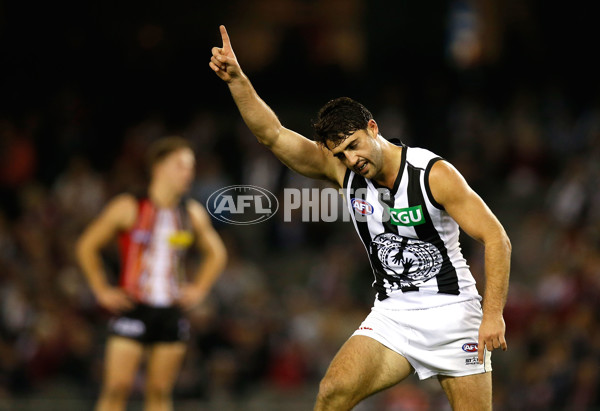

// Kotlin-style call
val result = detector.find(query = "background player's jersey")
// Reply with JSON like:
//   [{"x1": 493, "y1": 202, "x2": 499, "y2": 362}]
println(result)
[
  {"x1": 343, "y1": 143, "x2": 481, "y2": 309},
  {"x1": 118, "y1": 198, "x2": 194, "y2": 307}
]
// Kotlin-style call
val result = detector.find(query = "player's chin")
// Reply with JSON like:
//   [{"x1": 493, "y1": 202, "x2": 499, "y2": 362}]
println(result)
[
  {"x1": 178, "y1": 181, "x2": 193, "y2": 194},
  {"x1": 361, "y1": 166, "x2": 374, "y2": 178}
]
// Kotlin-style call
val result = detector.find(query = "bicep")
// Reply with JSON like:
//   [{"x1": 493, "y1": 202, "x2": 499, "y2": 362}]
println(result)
[
  {"x1": 430, "y1": 161, "x2": 505, "y2": 244},
  {"x1": 269, "y1": 127, "x2": 344, "y2": 185}
]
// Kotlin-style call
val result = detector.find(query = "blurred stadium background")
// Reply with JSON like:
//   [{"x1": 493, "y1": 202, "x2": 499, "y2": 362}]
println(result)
[{"x1": 1, "y1": 0, "x2": 599, "y2": 410}]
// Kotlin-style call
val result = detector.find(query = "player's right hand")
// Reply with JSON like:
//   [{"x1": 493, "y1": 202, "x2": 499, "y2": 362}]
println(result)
[
  {"x1": 94, "y1": 286, "x2": 134, "y2": 314},
  {"x1": 209, "y1": 25, "x2": 241, "y2": 83}
]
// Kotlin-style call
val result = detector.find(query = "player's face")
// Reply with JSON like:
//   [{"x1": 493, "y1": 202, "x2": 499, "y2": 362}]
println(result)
[
  {"x1": 155, "y1": 148, "x2": 196, "y2": 194},
  {"x1": 327, "y1": 125, "x2": 383, "y2": 179}
]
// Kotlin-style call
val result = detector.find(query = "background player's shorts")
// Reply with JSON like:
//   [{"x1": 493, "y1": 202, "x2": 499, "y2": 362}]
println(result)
[
  {"x1": 352, "y1": 298, "x2": 491, "y2": 380},
  {"x1": 108, "y1": 303, "x2": 190, "y2": 344}
]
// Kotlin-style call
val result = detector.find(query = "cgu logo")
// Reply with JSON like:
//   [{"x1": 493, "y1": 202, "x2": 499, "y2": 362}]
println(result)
[
  {"x1": 351, "y1": 198, "x2": 374, "y2": 215},
  {"x1": 462, "y1": 343, "x2": 478, "y2": 352},
  {"x1": 389, "y1": 205, "x2": 426, "y2": 227},
  {"x1": 207, "y1": 185, "x2": 279, "y2": 225}
]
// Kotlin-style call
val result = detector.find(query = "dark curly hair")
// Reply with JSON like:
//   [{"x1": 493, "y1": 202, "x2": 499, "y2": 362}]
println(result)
[{"x1": 312, "y1": 97, "x2": 373, "y2": 149}]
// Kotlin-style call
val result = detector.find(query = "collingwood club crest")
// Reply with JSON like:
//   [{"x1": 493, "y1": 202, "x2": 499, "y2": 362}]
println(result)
[{"x1": 369, "y1": 233, "x2": 443, "y2": 288}]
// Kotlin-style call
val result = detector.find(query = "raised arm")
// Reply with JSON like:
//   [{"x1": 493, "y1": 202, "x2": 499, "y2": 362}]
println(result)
[
  {"x1": 429, "y1": 161, "x2": 511, "y2": 364},
  {"x1": 210, "y1": 25, "x2": 344, "y2": 185}
]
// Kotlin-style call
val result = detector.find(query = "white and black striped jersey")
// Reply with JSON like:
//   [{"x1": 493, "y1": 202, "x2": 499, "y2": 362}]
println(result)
[{"x1": 343, "y1": 142, "x2": 481, "y2": 309}]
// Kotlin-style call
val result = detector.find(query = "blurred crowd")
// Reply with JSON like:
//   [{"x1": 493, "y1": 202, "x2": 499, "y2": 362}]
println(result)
[
  {"x1": 1, "y1": 85, "x2": 599, "y2": 411},
  {"x1": 2, "y1": 0, "x2": 600, "y2": 410}
]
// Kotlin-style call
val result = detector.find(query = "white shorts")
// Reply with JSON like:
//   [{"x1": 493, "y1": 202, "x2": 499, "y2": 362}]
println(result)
[{"x1": 352, "y1": 299, "x2": 491, "y2": 380}]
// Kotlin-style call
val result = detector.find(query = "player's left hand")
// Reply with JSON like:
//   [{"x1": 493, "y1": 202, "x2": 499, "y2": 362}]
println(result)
[
  {"x1": 477, "y1": 314, "x2": 507, "y2": 364},
  {"x1": 209, "y1": 25, "x2": 241, "y2": 83},
  {"x1": 178, "y1": 284, "x2": 208, "y2": 311}
]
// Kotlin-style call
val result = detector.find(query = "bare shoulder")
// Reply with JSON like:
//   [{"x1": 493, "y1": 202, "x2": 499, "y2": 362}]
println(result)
[
  {"x1": 101, "y1": 193, "x2": 139, "y2": 230},
  {"x1": 429, "y1": 159, "x2": 465, "y2": 182},
  {"x1": 428, "y1": 160, "x2": 472, "y2": 206},
  {"x1": 185, "y1": 198, "x2": 211, "y2": 228}
]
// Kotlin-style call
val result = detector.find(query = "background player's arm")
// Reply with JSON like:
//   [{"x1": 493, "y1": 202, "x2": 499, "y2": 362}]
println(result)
[
  {"x1": 76, "y1": 194, "x2": 138, "y2": 313},
  {"x1": 429, "y1": 160, "x2": 511, "y2": 363},
  {"x1": 178, "y1": 199, "x2": 228, "y2": 310},
  {"x1": 210, "y1": 25, "x2": 345, "y2": 186}
]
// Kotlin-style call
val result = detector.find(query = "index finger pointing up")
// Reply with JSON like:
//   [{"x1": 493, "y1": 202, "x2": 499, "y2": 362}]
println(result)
[{"x1": 220, "y1": 25, "x2": 232, "y2": 52}]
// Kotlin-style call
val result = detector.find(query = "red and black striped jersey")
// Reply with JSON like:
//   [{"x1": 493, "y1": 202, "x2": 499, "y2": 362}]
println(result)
[{"x1": 118, "y1": 198, "x2": 194, "y2": 307}]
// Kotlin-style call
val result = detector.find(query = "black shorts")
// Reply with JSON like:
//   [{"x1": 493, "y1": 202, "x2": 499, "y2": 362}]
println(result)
[{"x1": 108, "y1": 304, "x2": 190, "y2": 344}]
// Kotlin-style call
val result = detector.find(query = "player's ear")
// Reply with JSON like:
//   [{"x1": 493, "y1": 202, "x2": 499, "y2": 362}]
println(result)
[{"x1": 367, "y1": 119, "x2": 378, "y2": 138}]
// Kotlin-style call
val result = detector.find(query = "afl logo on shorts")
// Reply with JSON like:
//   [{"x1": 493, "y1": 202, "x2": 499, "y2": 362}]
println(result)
[
  {"x1": 462, "y1": 343, "x2": 478, "y2": 352},
  {"x1": 351, "y1": 198, "x2": 373, "y2": 215}
]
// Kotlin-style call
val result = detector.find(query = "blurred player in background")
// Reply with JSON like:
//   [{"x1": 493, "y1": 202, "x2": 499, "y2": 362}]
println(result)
[
  {"x1": 210, "y1": 25, "x2": 510, "y2": 410},
  {"x1": 77, "y1": 137, "x2": 227, "y2": 411}
]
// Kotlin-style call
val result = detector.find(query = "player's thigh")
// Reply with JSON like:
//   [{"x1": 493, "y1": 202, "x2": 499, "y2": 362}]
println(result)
[
  {"x1": 438, "y1": 371, "x2": 492, "y2": 411},
  {"x1": 322, "y1": 335, "x2": 413, "y2": 397},
  {"x1": 145, "y1": 342, "x2": 187, "y2": 391},
  {"x1": 103, "y1": 336, "x2": 145, "y2": 388}
]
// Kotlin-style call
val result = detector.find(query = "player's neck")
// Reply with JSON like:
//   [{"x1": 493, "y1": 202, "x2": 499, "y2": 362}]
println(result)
[
  {"x1": 373, "y1": 141, "x2": 403, "y2": 189},
  {"x1": 148, "y1": 181, "x2": 180, "y2": 208}
]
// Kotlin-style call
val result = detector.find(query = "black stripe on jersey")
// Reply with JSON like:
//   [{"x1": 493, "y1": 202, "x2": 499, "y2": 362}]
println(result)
[
  {"x1": 343, "y1": 168, "x2": 351, "y2": 190},
  {"x1": 180, "y1": 198, "x2": 194, "y2": 232},
  {"x1": 425, "y1": 157, "x2": 444, "y2": 210},
  {"x1": 348, "y1": 173, "x2": 372, "y2": 248},
  {"x1": 371, "y1": 144, "x2": 405, "y2": 232},
  {"x1": 406, "y1": 163, "x2": 460, "y2": 295},
  {"x1": 349, "y1": 173, "x2": 394, "y2": 301},
  {"x1": 372, "y1": 147, "x2": 419, "y2": 294}
]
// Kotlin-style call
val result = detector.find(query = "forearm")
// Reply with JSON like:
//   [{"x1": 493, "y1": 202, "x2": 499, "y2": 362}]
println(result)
[
  {"x1": 190, "y1": 247, "x2": 227, "y2": 295},
  {"x1": 481, "y1": 235, "x2": 511, "y2": 316},
  {"x1": 227, "y1": 75, "x2": 282, "y2": 146},
  {"x1": 76, "y1": 243, "x2": 110, "y2": 295}
]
